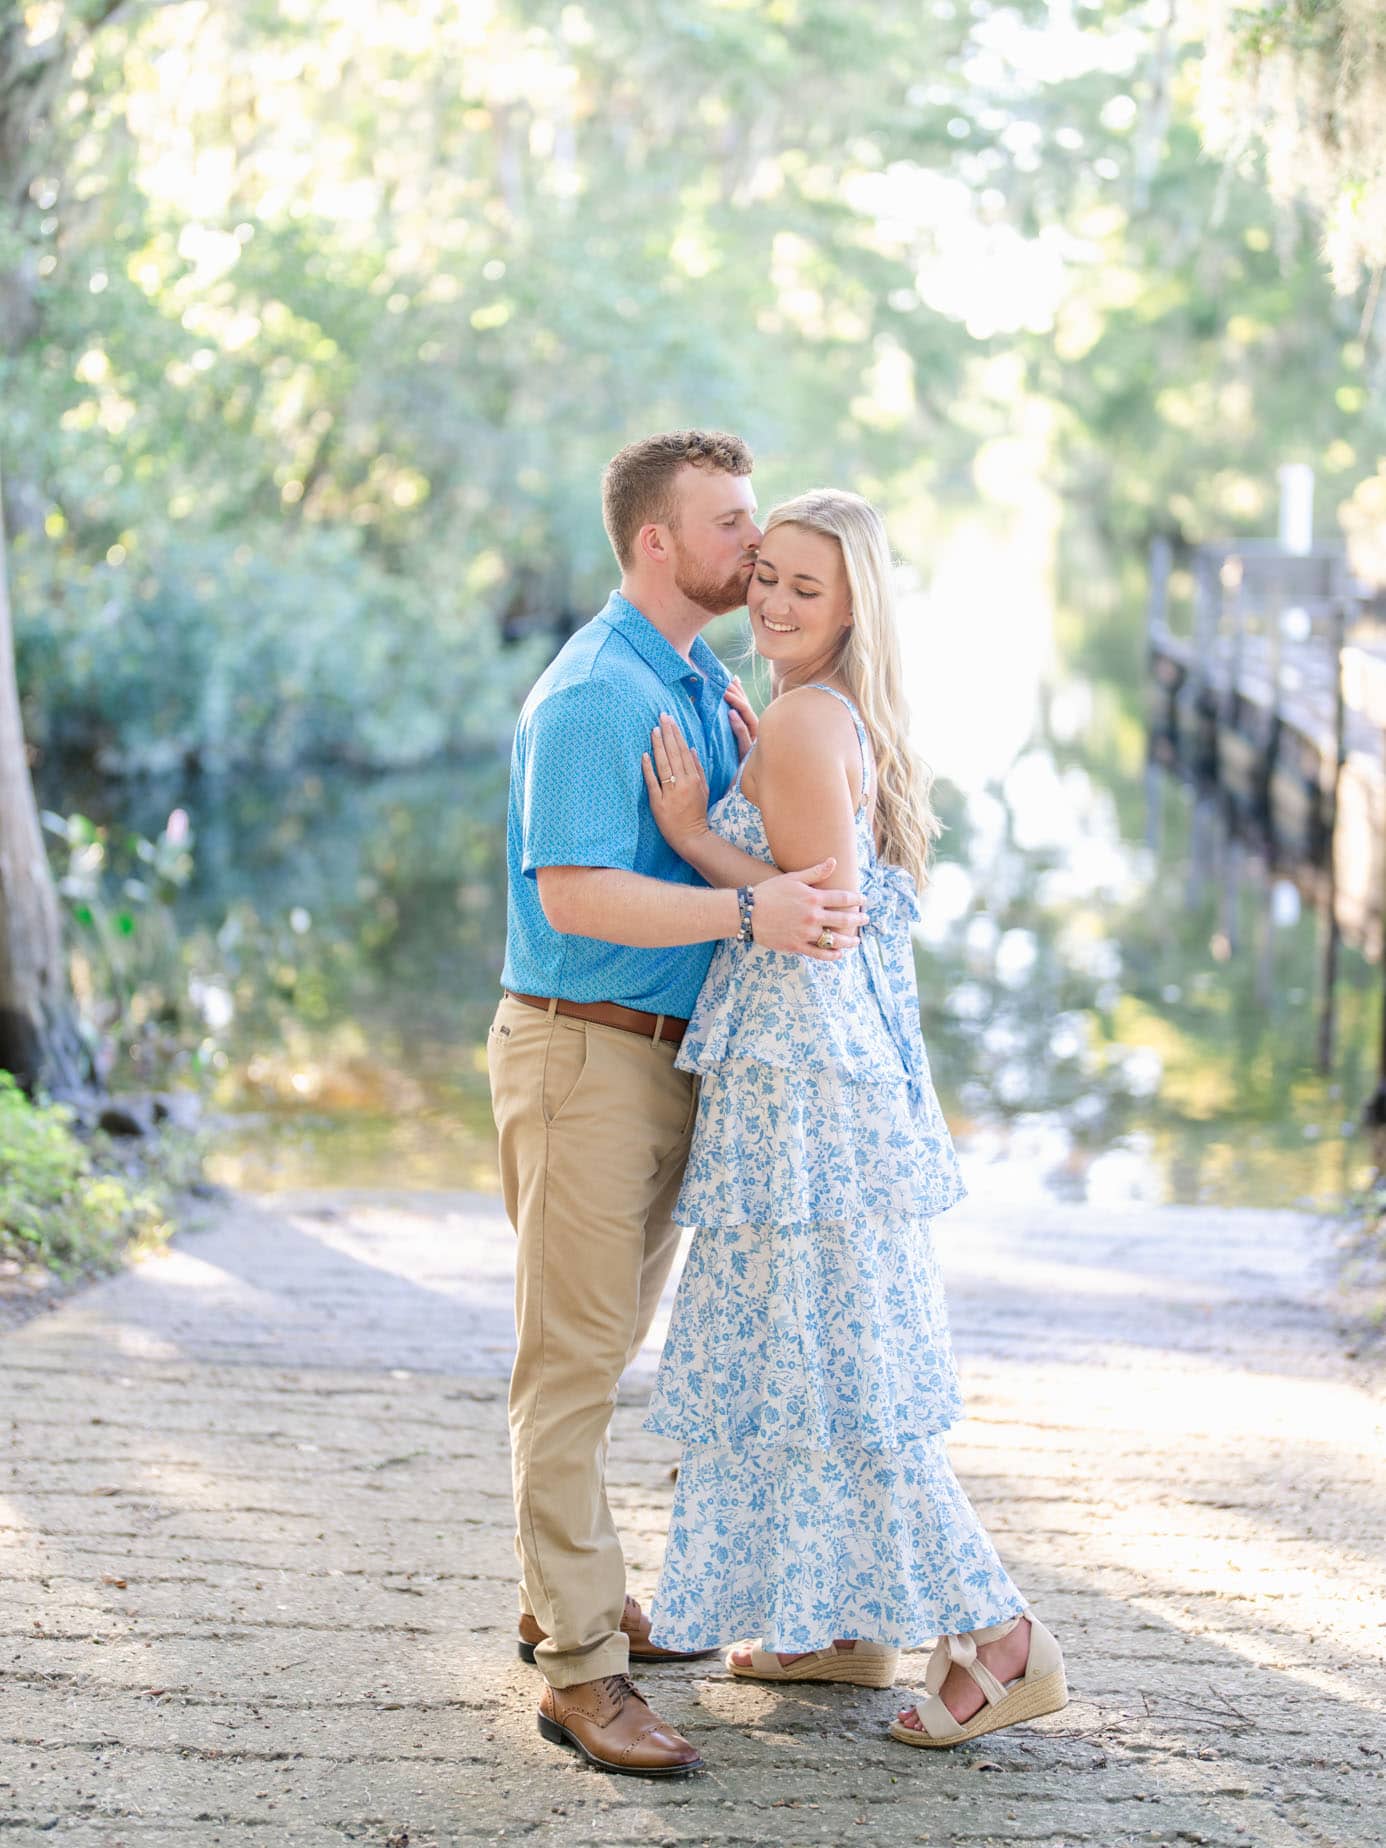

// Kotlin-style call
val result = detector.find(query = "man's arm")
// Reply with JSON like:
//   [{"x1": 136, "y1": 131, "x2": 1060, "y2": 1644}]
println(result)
[
  {"x1": 537, "y1": 867, "x2": 737, "y2": 946},
  {"x1": 537, "y1": 860, "x2": 860, "y2": 960}
]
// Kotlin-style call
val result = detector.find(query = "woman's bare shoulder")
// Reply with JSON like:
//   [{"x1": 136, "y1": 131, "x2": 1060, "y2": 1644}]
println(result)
[{"x1": 756, "y1": 685, "x2": 859, "y2": 767}]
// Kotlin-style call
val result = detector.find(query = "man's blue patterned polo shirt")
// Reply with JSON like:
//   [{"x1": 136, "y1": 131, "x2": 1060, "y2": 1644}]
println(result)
[{"x1": 500, "y1": 590, "x2": 740, "y2": 1016}]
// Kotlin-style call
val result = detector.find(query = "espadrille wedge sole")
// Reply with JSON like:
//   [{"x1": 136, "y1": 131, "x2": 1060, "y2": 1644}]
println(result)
[
  {"x1": 727, "y1": 1641, "x2": 901, "y2": 1689},
  {"x1": 889, "y1": 1614, "x2": 1068, "y2": 1749}
]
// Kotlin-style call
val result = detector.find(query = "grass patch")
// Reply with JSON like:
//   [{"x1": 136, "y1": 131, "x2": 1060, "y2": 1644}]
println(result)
[{"x1": 0, "y1": 1072, "x2": 196, "y2": 1278}]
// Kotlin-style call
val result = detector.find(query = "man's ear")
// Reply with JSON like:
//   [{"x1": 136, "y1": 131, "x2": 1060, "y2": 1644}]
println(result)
[{"x1": 636, "y1": 521, "x2": 670, "y2": 565}]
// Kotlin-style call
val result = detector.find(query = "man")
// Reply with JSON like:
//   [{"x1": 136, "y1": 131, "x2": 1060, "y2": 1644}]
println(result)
[{"x1": 488, "y1": 429, "x2": 866, "y2": 1776}]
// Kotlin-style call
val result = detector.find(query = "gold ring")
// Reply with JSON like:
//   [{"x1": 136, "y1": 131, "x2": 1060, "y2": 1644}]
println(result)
[
  {"x1": 664, "y1": 775, "x2": 677, "y2": 786},
  {"x1": 816, "y1": 928, "x2": 835, "y2": 950}
]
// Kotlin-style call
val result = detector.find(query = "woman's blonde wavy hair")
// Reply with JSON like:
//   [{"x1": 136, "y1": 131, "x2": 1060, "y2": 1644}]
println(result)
[{"x1": 762, "y1": 489, "x2": 941, "y2": 889}]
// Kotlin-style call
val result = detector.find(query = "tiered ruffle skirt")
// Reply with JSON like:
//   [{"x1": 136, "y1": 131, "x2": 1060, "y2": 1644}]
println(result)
[{"x1": 645, "y1": 940, "x2": 1025, "y2": 1652}]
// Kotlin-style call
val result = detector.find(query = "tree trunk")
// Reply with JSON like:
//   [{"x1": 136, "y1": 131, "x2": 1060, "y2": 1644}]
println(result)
[
  {"x1": 0, "y1": 458, "x2": 86, "y2": 1094},
  {"x1": 0, "y1": 6, "x2": 135, "y2": 1097}
]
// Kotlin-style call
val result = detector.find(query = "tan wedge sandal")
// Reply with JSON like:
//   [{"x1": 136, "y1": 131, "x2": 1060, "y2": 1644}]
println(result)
[
  {"x1": 727, "y1": 1639, "x2": 900, "y2": 1689},
  {"x1": 889, "y1": 1613, "x2": 1067, "y2": 1748}
]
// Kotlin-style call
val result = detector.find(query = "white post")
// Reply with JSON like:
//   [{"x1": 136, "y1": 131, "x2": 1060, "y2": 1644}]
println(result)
[
  {"x1": 1277, "y1": 464, "x2": 1315, "y2": 717},
  {"x1": 1278, "y1": 463, "x2": 1315, "y2": 554}
]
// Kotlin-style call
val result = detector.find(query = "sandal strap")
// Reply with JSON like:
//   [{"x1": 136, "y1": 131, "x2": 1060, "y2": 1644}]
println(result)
[
  {"x1": 906, "y1": 1691, "x2": 965, "y2": 1740},
  {"x1": 923, "y1": 1631, "x2": 1010, "y2": 1707},
  {"x1": 746, "y1": 1641, "x2": 806, "y2": 1676},
  {"x1": 739, "y1": 1640, "x2": 865, "y2": 1677}
]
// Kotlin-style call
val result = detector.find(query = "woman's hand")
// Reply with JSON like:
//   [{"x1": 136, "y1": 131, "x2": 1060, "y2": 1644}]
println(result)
[
  {"x1": 724, "y1": 676, "x2": 758, "y2": 761},
  {"x1": 642, "y1": 714, "x2": 712, "y2": 856}
]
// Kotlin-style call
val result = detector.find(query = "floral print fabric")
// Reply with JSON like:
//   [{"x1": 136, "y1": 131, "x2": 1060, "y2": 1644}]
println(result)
[
  {"x1": 655, "y1": 1437, "x2": 1023, "y2": 1652},
  {"x1": 646, "y1": 687, "x2": 1025, "y2": 1651}
]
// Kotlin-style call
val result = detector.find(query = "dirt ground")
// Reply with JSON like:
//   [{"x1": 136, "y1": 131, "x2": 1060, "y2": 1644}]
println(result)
[{"x1": 2, "y1": 1186, "x2": 1382, "y2": 1845}]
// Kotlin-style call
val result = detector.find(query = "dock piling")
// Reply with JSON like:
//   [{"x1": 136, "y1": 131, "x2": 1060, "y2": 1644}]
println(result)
[
  {"x1": 1148, "y1": 525, "x2": 1386, "y2": 1116},
  {"x1": 1316, "y1": 598, "x2": 1348, "y2": 1073}
]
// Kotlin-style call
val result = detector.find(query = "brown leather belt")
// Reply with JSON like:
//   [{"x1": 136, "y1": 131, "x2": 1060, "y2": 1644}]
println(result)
[{"x1": 504, "y1": 990, "x2": 688, "y2": 1046}]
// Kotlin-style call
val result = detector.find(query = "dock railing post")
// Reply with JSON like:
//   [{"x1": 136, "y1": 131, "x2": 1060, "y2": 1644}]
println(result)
[
  {"x1": 1191, "y1": 551, "x2": 1220, "y2": 778},
  {"x1": 1278, "y1": 462, "x2": 1315, "y2": 555},
  {"x1": 1193, "y1": 551, "x2": 1215, "y2": 680},
  {"x1": 1147, "y1": 535, "x2": 1172, "y2": 645},
  {"x1": 1376, "y1": 633, "x2": 1386, "y2": 1128},
  {"x1": 1227, "y1": 562, "x2": 1246, "y2": 724},
  {"x1": 1316, "y1": 597, "x2": 1347, "y2": 1073},
  {"x1": 1268, "y1": 578, "x2": 1283, "y2": 715}
]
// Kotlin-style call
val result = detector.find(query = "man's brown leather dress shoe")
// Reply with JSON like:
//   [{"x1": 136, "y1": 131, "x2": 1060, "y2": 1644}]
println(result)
[
  {"x1": 537, "y1": 1673, "x2": 703, "y2": 1776},
  {"x1": 518, "y1": 1594, "x2": 715, "y2": 1665}
]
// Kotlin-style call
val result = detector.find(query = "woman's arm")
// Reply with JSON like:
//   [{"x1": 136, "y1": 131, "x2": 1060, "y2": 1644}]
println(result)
[
  {"x1": 643, "y1": 716, "x2": 783, "y2": 889},
  {"x1": 642, "y1": 705, "x2": 866, "y2": 940},
  {"x1": 667, "y1": 827, "x2": 781, "y2": 891},
  {"x1": 749, "y1": 689, "x2": 861, "y2": 897}
]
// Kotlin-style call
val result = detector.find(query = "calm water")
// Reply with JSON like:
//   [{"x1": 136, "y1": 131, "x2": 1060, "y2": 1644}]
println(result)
[{"x1": 51, "y1": 537, "x2": 1383, "y2": 1214}]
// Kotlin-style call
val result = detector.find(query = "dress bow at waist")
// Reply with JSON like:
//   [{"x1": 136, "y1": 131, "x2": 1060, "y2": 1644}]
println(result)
[
  {"x1": 862, "y1": 860, "x2": 920, "y2": 935},
  {"x1": 860, "y1": 861, "x2": 926, "y2": 1110}
]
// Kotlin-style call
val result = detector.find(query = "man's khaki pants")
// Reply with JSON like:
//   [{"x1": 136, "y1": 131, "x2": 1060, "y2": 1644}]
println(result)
[{"x1": 487, "y1": 991, "x2": 696, "y2": 1688}]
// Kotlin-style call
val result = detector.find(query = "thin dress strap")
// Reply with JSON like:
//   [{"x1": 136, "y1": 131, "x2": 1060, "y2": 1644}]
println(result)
[{"x1": 803, "y1": 682, "x2": 872, "y2": 815}]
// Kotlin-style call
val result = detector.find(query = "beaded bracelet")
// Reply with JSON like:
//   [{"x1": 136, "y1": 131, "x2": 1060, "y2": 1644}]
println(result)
[{"x1": 736, "y1": 884, "x2": 755, "y2": 945}]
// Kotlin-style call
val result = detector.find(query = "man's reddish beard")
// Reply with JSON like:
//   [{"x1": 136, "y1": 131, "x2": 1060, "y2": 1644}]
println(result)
[{"x1": 670, "y1": 531, "x2": 756, "y2": 616}]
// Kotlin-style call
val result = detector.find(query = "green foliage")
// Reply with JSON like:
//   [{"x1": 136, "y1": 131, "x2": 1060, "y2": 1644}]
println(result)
[
  {"x1": 3, "y1": 1, "x2": 1385, "y2": 774},
  {"x1": 15, "y1": 525, "x2": 543, "y2": 771},
  {"x1": 2, "y1": 0, "x2": 986, "y2": 770},
  {"x1": 42, "y1": 804, "x2": 200, "y2": 1079},
  {"x1": 1225, "y1": 5, "x2": 1337, "y2": 60},
  {"x1": 0, "y1": 1073, "x2": 173, "y2": 1276},
  {"x1": 1203, "y1": 2, "x2": 1386, "y2": 292}
]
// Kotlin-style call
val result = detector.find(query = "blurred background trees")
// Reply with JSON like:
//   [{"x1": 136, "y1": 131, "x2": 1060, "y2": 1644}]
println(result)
[
  {"x1": 1202, "y1": 1, "x2": 1386, "y2": 298},
  {"x1": 3, "y1": 0, "x2": 1381, "y2": 779},
  {"x1": 2, "y1": 0, "x2": 1385, "y2": 1215}
]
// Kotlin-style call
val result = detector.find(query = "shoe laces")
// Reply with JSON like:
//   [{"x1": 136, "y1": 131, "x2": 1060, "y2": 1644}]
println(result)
[{"x1": 602, "y1": 1672, "x2": 643, "y2": 1709}]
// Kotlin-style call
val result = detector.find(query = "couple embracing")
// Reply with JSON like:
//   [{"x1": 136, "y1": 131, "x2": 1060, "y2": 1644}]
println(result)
[{"x1": 486, "y1": 429, "x2": 1067, "y2": 1777}]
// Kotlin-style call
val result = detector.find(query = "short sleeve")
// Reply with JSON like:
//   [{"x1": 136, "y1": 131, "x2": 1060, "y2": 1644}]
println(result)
[{"x1": 518, "y1": 682, "x2": 643, "y2": 876}]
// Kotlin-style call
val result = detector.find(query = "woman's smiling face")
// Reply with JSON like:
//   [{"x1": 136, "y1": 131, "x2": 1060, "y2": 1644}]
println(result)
[{"x1": 747, "y1": 522, "x2": 852, "y2": 678}]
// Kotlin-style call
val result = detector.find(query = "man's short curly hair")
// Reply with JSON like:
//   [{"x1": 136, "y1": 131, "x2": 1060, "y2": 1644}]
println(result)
[{"x1": 601, "y1": 429, "x2": 754, "y2": 569}]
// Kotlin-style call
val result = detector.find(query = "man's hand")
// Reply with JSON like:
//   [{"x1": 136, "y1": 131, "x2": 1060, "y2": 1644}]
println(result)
[
  {"x1": 753, "y1": 858, "x2": 867, "y2": 961},
  {"x1": 724, "y1": 676, "x2": 758, "y2": 761}
]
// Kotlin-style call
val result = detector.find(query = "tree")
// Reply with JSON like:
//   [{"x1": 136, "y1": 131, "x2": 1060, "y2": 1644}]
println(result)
[
  {"x1": 1202, "y1": 2, "x2": 1386, "y2": 296},
  {"x1": 7, "y1": 0, "x2": 1382, "y2": 786},
  {"x1": 0, "y1": 456, "x2": 86, "y2": 1092},
  {"x1": 6, "y1": 0, "x2": 992, "y2": 773},
  {"x1": 0, "y1": 2, "x2": 131, "y2": 1092}
]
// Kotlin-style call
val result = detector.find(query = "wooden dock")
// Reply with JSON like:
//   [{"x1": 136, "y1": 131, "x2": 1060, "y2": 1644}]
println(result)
[
  {"x1": 1147, "y1": 535, "x2": 1386, "y2": 1088},
  {"x1": 1148, "y1": 539, "x2": 1386, "y2": 945}
]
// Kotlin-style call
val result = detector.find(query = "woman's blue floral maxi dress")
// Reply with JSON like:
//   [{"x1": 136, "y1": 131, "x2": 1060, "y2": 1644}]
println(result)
[{"x1": 645, "y1": 687, "x2": 1027, "y2": 1652}]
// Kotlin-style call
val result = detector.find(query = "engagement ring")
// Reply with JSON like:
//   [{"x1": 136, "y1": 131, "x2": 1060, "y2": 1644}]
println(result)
[{"x1": 816, "y1": 928, "x2": 836, "y2": 950}]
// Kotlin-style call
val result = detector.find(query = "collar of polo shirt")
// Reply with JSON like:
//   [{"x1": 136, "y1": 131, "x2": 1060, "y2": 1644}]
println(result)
[{"x1": 602, "y1": 591, "x2": 731, "y2": 697}]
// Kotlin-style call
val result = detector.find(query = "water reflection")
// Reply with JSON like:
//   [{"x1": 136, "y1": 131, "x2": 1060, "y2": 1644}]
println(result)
[
  {"x1": 919, "y1": 731, "x2": 1376, "y2": 1210},
  {"x1": 45, "y1": 692, "x2": 1375, "y2": 1212},
  {"x1": 48, "y1": 763, "x2": 514, "y2": 1193},
  {"x1": 43, "y1": 664, "x2": 1379, "y2": 1211}
]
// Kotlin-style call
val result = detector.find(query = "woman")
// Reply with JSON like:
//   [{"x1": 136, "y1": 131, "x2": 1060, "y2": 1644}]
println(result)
[{"x1": 637, "y1": 489, "x2": 1066, "y2": 1748}]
